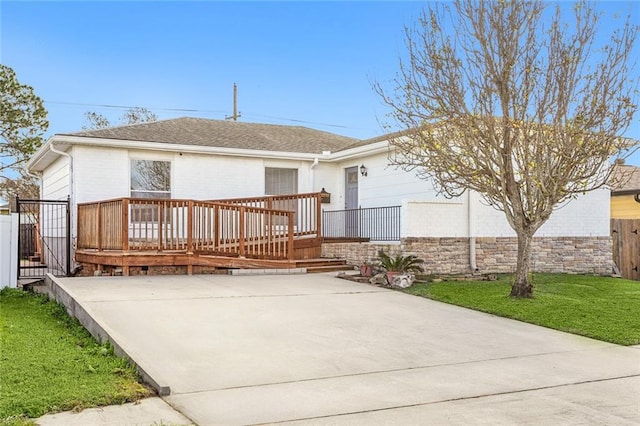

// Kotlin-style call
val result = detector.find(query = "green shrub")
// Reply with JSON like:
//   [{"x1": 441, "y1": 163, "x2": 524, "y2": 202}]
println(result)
[{"x1": 377, "y1": 250, "x2": 425, "y2": 273}]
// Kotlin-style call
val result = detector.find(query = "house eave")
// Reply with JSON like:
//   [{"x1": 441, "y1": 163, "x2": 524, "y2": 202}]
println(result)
[
  {"x1": 29, "y1": 135, "x2": 336, "y2": 169},
  {"x1": 27, "y1": 134, "x2": 393, "y2": 171},
  {"x1": 26, "y1": 136, "x2": 72, "y2": 172},
  {"x1": 612, "y1": 189, "x2": 640, "y2": 196},
  {"x1": 329, "y1": 140, "x2": 390, "y2": 161}
]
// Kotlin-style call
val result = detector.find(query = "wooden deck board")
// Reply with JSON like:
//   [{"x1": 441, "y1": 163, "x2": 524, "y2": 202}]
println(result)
[{"x1": 75, "y1": 250, "x2": 298, "y2": 270}]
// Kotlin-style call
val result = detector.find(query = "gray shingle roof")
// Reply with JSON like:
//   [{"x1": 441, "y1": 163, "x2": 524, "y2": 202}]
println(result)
[
  {"x1": 341, "y1": 129, "x2": 411, "y2": 151},
  {"x1": 611, "y1": 164, "x2": 640, "y2": 193},
  {"x1": 65, "y1": 117, "x2": 358, "y2": 155}
]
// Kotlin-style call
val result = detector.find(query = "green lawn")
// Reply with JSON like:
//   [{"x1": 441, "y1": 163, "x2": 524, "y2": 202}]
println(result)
[
  {"x1": 0, "y1": 288, "x2": 152, "y2": 423},
  {"x1": 405, "y1": 274, "x2": 640, "y2": 346}
]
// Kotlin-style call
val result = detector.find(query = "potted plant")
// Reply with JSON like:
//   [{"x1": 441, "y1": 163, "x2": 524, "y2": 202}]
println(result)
[
  {"x1": 359, "y1": 261, "x2": 374, "y2": 277},
  {"x1": 376, "y1": 250, "x2": 425, "y2": 283}
]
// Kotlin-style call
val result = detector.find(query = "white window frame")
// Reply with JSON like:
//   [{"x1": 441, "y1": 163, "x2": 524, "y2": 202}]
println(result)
[
  {"x1": 265, "y1": 167, "x2": 298, "y2": 196},
  {"x1": 130, "y1": 159, "x2": 172, "y2": 199}
]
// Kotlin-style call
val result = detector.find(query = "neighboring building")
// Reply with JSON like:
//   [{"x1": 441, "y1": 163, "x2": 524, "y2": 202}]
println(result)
[
  {"x1": 610, "y1": 163, "x2": 640, "y2": 219},
  {"x1": 26, "y1": 117, "x2": 614, "y2": 275}
]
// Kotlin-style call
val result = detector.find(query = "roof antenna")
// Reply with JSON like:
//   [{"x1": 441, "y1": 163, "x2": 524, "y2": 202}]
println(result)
[{"x1": 225, "y1": 83, "x2": 241, "y2": 121}]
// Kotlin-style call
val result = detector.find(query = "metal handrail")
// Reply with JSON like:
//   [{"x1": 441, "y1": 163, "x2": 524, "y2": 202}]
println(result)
[{"x1": 322, "y1": 205, "x2": 401, "y2": 241}]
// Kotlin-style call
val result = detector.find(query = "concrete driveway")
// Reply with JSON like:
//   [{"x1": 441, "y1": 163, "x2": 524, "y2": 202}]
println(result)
[{"x1": 49, "y1": 273, "x2": 640, "y2": 425}]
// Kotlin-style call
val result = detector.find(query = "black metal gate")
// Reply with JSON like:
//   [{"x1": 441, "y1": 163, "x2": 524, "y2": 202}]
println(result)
[{"x1": 16, "y1": 197, "x2": 71, "y2": 279}]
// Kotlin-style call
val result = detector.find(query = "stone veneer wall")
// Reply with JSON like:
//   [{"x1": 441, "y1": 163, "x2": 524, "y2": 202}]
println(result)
[
  {"x1": 476, "y1": 236, "x2": 613, "y2": 275},
  {"x1": 322, "y1": 236, "x2": 613, "y2": 275}
]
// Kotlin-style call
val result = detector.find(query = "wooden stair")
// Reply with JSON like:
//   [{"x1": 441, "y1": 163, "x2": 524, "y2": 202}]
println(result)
[{"x1": 295, "y1": 258, "x2": 353, "y2": 274}]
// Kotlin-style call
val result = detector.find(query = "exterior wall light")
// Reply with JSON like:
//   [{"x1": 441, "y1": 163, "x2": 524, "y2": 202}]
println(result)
[{"x1": 360, "y1": 164, "x2": 368, "y2": 177}]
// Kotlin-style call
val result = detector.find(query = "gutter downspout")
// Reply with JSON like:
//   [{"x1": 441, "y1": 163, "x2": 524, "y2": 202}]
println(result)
[
  {"x1": 468, "y1": 189, "x2": 478, "y2": 272},
  {"x1": 310, "y1": 158, "x2": 319, "y2": 190},
  {"x1": 49, "y1": 142, "x2": 74, "y2": 255}
]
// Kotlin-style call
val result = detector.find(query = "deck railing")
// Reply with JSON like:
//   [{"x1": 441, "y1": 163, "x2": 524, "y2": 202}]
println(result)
[
  {"x1": 322, "y1": 205, "x2": 401, "y2": 241},
  {"x1": 77, "y1": 195, "x2": 314, "y2": 260},
  {"x1": 210, "y1": 192, "x2": 322, "y2": 239}
]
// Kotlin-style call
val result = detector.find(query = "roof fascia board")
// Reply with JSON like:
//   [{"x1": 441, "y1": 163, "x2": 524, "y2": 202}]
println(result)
[
  {"x1": 28, "y1": 134, "x2": 394, "y2": 171},
  {"x1": 328, "y1": 140, "x2": 391, "y2": 161},
  {"x1": 612, "y1": 189, "x2": 640, "y2": 196},
  {"x1": 26, "y1": 137, "x2": 58, "y2": 171},
  {"x1": 47, "y1": 135, "x2": 323, "y2": 161}
]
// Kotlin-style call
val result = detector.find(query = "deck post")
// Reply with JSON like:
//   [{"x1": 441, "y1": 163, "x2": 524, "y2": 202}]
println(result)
[
  {"x1": 288, "y1": 212, "x2": 295, "y2": 261},
  {"x1": 97, "y1": 202, "x2": 102, "y2": 251},
  {"x1": 187, "y1": 200, "x2": 194, "y2": 254},
  {"x1": 316, "y1": 192, "x2": 322, "y2": 243},
  {"x1": 122, "y1": 198, "x2": 129, "y2": 252},
  {"x1": 214, "y1": 205, "x2": 220, "y2": 251},
  {"x1": 158, "y1": 201, "x2": 163, "y2": 252},
  {"x1": 239, "y1": 206, "x2": 245, "y2": 257},
  {"x1": 76, "y1": 204, "x2": 82, "y2": 250}
]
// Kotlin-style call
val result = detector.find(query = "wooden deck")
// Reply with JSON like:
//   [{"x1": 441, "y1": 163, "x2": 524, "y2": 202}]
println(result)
[{"x1": 75, "y1": 193, "x2": 343, "y2": 275}]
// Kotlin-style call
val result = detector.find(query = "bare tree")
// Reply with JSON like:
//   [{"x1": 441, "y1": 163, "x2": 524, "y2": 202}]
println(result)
[
  {"x1": 82, "y1": 107, "x2": 158, "y2": 130},
  {"x1": 82, "y1": 111, "x2": 111, "y2": 130},
  {"x1": 120, "y1": 107, "x2": 158, "y2": 126},
  {"x1": 0, "y1": 173, "x2": 39, "y2": 210},
  {"x1": 376, "y1": 0, "x2": 638, "y2": 297}
]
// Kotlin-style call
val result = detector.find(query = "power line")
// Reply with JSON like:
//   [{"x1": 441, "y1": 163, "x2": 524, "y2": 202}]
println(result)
[
  {"x1": 240, "y1": 112, "x2": 350, "y2": 129},
  {"x1": 44, "y1": 99, "x2": 378, "y2": 133},
  {"x1": 44, "y1": 100, "x2": 226, "y2": 114}
]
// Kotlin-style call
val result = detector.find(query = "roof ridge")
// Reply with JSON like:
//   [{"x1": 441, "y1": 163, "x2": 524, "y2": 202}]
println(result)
[
  {"x1": 57, "y1": 116, "x2": 362, "y2": 154},
  {"x1": 69, "y1": 116, "x2": 193, "y2": 135},
  {"x1": 69, "y1": 116, "x2": 355, "y2": 137}
]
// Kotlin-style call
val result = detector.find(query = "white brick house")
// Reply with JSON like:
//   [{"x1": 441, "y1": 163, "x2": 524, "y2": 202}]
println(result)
[{"x1": 26, "y1": 117, "x2": 613, "y2": 275}]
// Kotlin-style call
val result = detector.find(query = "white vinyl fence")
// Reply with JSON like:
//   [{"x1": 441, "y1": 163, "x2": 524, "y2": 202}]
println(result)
[{"x1": 0, "y1": 213, "x2": 18, "y2": 288}]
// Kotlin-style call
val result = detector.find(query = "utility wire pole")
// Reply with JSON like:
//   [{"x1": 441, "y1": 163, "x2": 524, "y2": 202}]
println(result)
[{"x1": 225, "y1": 83, "x2": 241, "y2": 121}]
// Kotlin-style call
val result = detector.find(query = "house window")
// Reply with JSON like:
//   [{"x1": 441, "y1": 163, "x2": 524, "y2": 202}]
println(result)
[
  {"x1": 130, "y1": 160, "x2": 171, "y2": 223},
  {"x1": 131, "y1": 160, "x2": 171, "y2": 198},
  {"x1": 265, "y1": 167, "x2": 298, "y2": 195}
]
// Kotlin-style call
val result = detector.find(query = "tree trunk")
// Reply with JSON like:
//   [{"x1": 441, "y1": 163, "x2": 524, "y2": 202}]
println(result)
[{"x1": 510, "y1": 229, "x2": 534, "y2": 298}]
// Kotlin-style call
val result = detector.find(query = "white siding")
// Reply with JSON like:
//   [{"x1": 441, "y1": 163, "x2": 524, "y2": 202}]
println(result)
[
  {"x1": 174, "y1": 155, "x2": 317, "y2": 199},
  {"x1": 337, "y1": 150, "x2": 610, "y2": 239},
  {"x1": 400, "y1": 189, "x2": 611, "y2": 238},
  {"x1": 539, "y1": 189, "x2": 610, "y2": 237},
  {"x1": 312, "y1": 163, "x2": 341, "y2": 209},
  {"x1": 41, "y1": 155, "x2": 72, "y2": 261},
  {"x1": 473, "y1": 189, "x2": 610, "y2": 237},
  {"x1": 43, "y1": 141, "x2": 611, "y2": 242},
  {"x1": 471, "y1": 197, "x2": 513, "y2": 237},
  {"x1": 336, "y1": 152, "x2": 443, "y2": 209},
  {"x1": 402, "y1": 199, "x2": 468, "y2": 237},
  {"x1": 74, "y1": 145, "x2": 130, "y2": 203},
  {"x1": 71, "y1": 147, "x2": 323, "y2": 202},
  {"x1": 42, "y1": 155, "x2": 69, "y2": 200},
  {"x1": 173, "y1": 154, "x2": 262, "y2": 199}
]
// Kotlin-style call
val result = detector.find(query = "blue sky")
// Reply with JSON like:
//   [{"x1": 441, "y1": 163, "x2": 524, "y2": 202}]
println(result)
[{"x1": 1, "y1": 1, "x2": 639, "y2": 166}]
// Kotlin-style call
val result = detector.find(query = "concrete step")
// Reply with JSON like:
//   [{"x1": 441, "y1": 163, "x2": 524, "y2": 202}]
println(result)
[
  {"x1": 295, "y1": 258, "x2": 347, "y2": 268},
  {"x1": 305, "y1": 264, "x2": 355, "y2": 274}
]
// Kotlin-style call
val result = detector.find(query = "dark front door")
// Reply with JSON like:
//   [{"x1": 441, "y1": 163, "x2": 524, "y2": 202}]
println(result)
[{"x1": 345, "y1": 167, "x2": 359, "y2": 237}]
